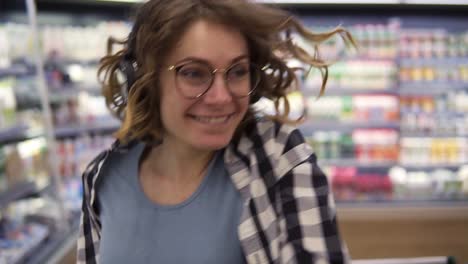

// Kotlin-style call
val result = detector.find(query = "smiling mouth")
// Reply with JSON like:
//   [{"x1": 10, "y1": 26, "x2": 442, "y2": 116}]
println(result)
[{"x1": 188, "y1": 113, "x2": 235, "y2": 124}]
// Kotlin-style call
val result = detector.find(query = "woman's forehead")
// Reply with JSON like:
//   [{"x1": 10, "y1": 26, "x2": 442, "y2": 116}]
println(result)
[{"x1": 166, "y1": 19, "x2": 249, "y2": 67}]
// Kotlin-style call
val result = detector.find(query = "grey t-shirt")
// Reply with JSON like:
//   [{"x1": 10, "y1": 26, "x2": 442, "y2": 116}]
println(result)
[{"x1": 96, "y1": 143, "x2": 246, "y2": 264}]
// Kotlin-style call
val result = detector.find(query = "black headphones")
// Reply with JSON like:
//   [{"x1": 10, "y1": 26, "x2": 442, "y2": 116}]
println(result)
[
  {"x1": 117, "y1": 18, "x2": 139, "y2": 103},
  {"x1": 118, "y1": 57, "x2": 137, "y2": 102}
]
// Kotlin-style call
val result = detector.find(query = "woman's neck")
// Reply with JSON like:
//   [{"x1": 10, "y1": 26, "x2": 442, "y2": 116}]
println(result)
[{"x1": 144, "y1": 139, "x2": 215, "y2": 183}]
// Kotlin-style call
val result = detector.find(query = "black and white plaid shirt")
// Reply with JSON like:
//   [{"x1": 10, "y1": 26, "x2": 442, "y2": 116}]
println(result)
[{"x1": 77, "y1": 119, "x2": 349, "y2": 264}]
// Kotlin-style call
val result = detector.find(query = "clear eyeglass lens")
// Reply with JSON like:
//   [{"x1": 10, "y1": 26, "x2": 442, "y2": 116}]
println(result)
[{"x1": 176, "y1": 62, "x2": 260, "y2": 98}]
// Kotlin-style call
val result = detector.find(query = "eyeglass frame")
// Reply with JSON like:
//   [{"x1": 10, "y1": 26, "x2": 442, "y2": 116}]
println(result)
[{"x1": 166, "y1": 60, "x2": 268, "y2": 99}]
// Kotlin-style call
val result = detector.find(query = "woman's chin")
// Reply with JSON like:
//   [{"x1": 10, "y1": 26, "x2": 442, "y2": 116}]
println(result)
[{"x1": 190, "y1": 135, "x2": 233, "y2": 151}]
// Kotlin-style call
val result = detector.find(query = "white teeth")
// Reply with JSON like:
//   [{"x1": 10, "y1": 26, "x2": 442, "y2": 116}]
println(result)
[{"x1": 193, "y1": 115, "x2": 231, "y2": 124}]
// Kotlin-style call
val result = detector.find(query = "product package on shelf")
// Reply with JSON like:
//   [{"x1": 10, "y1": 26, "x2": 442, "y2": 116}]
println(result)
[
  {"x1": 389, "y1": 166, "x2": 468, "y2": 201},
  {"x1": 400, "y1": 137, "x2": 467, "y2": 166},
  {"x1": 305, "y1": 129, "x2": 399, "y2": 163},
  {"x1": 0, "y1": 196, "x2": 71, "y2": 264},
  {"x1": 55, "y1": 134, "x2": 114, "y2": 212},
  {"x1": 0, "y1": 78, "x2": 17, "y2": 130},
  {"x1": 305, "y1": 59, "x2": 398, "y2": 92},
  {"x1": 254, "y1": 91, "x2": 306, "y2": 121},
  {"x1": 0, "y1": 138, "x2": 49, "y2": 193},
  {"x1": 306, "y1": 94, "x2": 399, "y2": 124},
  {"x1": 0, "y1": 220, "x2": 50, "y2": 264},
  {"x1": 0, "y1": 21, "x2": 131, "y2": 116},
  {"x1": 327, "y1": 163, "x2": 468, "y2": 203},
  {"x1": 300, "y1": 21, "x2": 399, "y2": 94},
  {"x1": 328, "y1": 166, "x2": 393, "y2": 202}
]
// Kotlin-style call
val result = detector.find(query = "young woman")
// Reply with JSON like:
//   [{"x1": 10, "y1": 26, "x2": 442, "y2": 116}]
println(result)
[{"x1": 77, "y1": 0, "x2": 354, "y2": 263}]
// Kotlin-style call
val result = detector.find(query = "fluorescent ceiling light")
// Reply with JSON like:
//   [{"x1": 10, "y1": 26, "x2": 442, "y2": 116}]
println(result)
[
  {"x1": 95, "y1": 0, "x2": 144, "y2": 2},
  {"x1": 403, "y1": 0, "x2": 468, "y2": 4},
  {"x1": 256, "y1": 0, "x2": 398, "y2": 3},
  {"x1": 94, "y1": 0, "x2": 468, "y2": 5}
]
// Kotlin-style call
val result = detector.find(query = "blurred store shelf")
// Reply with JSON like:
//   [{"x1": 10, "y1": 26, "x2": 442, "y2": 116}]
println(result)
[
  {"x1": 300, "y1": 121, "x2": 400, "y2": 132},
  {"x1": 49, "y1": 86, "x2": 102, "y2": 102},
  {"x1": 9, "y1": 224, "x2": 50, "y2": 264},
  {"x1": 0, "y1": 125, "x2": 43, "y2": 145},
  {"x1": 0, "y1": 181, "x2": 39, "y2": 208},
  {"x1": 399, "y1": 110, "x2": 466, "y2": 117},
  {"x1": 338, "y1": 199, "x2": 468, "y2": 208},
  {"x1": 399, "y1": 163, "x2": 468, "y2": 170},
  {"x1": 320, "y1": 159, "x2": 397, "y2": 168},
  {"x1": 400, "y1": 132, "x2": 468, "y2": 137},
  {"x1": 304, "y1": 87, "x2": 399, "y2": 96},
  {"x1": 54, "y1": 120, "x2": 120, "y2": 138},
  {"x1": 351, "y1": 256, "x2": 452, "y2": 264},
  {"x1": 399, "y1": 83, "x2": 468, "y2": 95},
  {"x1": 399, "y1": 57, "x2": 468, "y2": 65},
  {"x1": 26, "y1": 220, "x2": 80, "y2": 264},
  {"x1": 337, "y1": 199, "x2": 468, "y2": 220},
  {"x1": 0, "y1": 65, "x2": 31, "y2": 79}
]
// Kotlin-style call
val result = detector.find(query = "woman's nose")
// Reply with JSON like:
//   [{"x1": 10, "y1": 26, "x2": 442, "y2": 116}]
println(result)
[{"x1": 203, "y1": 73, "x2": 233, "y2": 104}]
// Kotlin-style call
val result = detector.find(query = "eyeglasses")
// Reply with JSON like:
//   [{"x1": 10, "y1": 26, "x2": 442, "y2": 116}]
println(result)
[{"x1": 167, "y1": 60, "x2": 264, "y2": 99}]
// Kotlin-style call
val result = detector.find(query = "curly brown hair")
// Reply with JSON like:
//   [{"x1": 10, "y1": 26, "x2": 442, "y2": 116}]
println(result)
[{"x1": 98, "y1": 0, "x2": 355, "y2": 144}]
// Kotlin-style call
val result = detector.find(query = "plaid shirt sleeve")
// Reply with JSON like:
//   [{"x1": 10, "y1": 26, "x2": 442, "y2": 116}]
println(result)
[
  {"x1": 277, "y1": 153, "x2": 349, "y2": 264},
  {"x1": 76, "y1": 151, "x2": 109, "y2": 264},
  {"x1": 236, "y1": 120, "x2": 349, "y2": 264},
  {"x1": 77, "y1": 208, "x2": 100, "y2": 264}
]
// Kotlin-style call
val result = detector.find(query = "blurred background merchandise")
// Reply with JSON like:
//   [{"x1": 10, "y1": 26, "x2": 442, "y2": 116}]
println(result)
[{"x1": 1, "y1": 1, "x2": 467, "y2": 264}]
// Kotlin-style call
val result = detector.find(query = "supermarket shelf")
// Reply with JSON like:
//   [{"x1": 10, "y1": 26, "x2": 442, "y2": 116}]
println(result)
[
  {"x1": 399, "y1": 83, "x2": 467, "y2": 95},
  {"x1": 303, "y1": 87, "x2": 398, "y2": 96},
  {"x1": 399, "y1": 110, "x2": 465, "y2": 118},
  {"x1": 338, "y1": 199, "x2": 468, "y2": 208},
  {"x1": 319, "y1": 159, "x2": 467, "y2": 170},
  {"x1": 299, "y1": 121, "x2": 400, "y2": 132},
  {"x1": 305, "y1": 82, "x2": 468, "y2": 96},
  {"x1": 26, "y1": 221, "x2": 80, "y2": 264},
  {"x1": 352, "y1": 256, "x2": 451, "y2": 264},
  {"x1": 400, "y1": 132, "x2": 468, "y2": 138},
  {"x1": 0, "y1": 65, "x2": 31, "y2": 78},
  {"x1": 399, "y1": 57, "x2": 468, "y2": 65},
  {"x1": 0, "y1": 181, "x2": 39, "y2": 209},
  {"x1": 10, "y1": 225, "x2": 50, "y2": 264},
  {"x1": 62, "y1": 59, "x2": 100, "y2": 66},
  {"x1": 342, "y1": 57, "x2": 397, "y2": 62},
  {"x1": 319, "y1": 159, "x2": 397, "y2": 168},
  {"x1": 337, "y1": 199, "x2": 468, "y2": 220},
  {"x1": 49, "y1": 85, "x2": 102, "y2": 102},
  {"x1": 54, "y1": 120, "x2": 120, "y2": 138},
  {"x1": 400, "y1": 163, "x2": 467, "y2": 170},
  {"x1": 0, "y1": 125, "x2": 43, "y2": 145}
]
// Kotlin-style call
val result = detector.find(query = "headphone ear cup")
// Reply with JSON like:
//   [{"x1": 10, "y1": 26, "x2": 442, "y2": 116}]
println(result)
[
  {"x1": 120, "y1": 59, "x2": 137, "y2": 90},
  {"x1": 119, "y1": 59, "x2": 137, "y2": 102}
]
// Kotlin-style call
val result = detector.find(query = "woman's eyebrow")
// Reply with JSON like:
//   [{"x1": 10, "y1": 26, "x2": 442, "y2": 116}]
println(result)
[{"x1": 173, "y1": 54, "x2": 249, "y2": 66}]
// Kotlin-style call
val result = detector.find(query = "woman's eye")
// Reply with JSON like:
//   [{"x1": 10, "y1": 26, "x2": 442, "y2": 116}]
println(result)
[
  {"x1": 229, "y1": 65, "x2": 250, "y2": 79},
  {"x1": 180, "y1": 69, "x2": 205, "y2": 79}
]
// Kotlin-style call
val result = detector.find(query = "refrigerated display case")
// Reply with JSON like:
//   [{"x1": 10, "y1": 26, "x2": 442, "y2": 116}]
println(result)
[{"x1": 292, "y1": 4, "x2": 468, "y2": 263}]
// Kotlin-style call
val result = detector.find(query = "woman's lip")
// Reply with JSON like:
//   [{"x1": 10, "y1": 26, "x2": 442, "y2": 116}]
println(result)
[
  {"x1": 188, "y1": 113, "x2": 235, "y2": 118},
  {"x1": 188, "y1": 113, "x2": 235, "y2": 124}
]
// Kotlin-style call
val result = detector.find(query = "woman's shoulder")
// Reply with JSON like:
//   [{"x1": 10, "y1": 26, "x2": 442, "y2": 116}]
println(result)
[
  {"x1": 250, "y1": 118, "x2": 308, "y2": 149},
  {"x1": 237, "y1": 117, "x2": 314, "y2": 167},
  {"x1": 82, "y1": 140, "x2": 140, "y2": 184}
]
